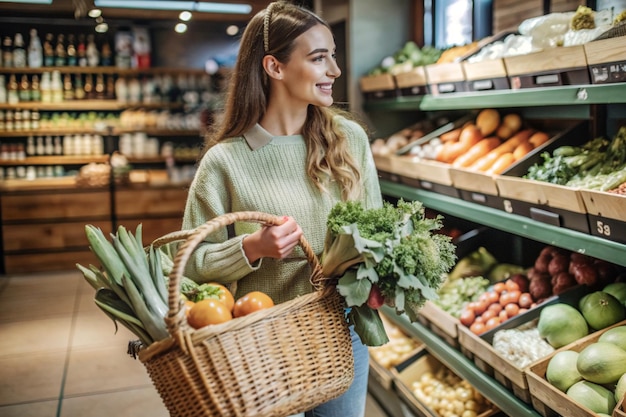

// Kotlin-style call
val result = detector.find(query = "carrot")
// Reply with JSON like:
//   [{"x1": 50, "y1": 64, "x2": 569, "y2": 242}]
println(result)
[
  {"x1": 513, "y1": 141, "x2": 534, "y2": 160},
  {"x1": 486, "y1": 152, "x2": 516, "y2": 174},
  {"x1": 440, "y1": 127, "x2": 462, "y2": 142},
  {"x1": 452, "y1": 137, "x2": 501, "y2": 168},
  {"x1": 528, "y1": 131, "x2": 550, "y2": 148},
  {"x1": 468, "y1": 151, "x2": 500, "y2": 172},
  {"x1": 436, "y1": 135, "x2": 481, "y2": 164}
]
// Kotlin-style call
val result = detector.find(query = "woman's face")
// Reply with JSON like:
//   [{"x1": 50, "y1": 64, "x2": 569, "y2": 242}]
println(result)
[{"x1": 279, "y1": 24, "x2": 341, "y2": 108}]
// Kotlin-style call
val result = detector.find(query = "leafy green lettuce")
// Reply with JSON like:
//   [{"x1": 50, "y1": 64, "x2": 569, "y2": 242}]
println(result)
[{"x1": 321, "y1": 200, "x2": 457, "y2": 346}]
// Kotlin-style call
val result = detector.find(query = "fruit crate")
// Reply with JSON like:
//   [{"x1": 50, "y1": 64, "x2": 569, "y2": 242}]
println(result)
[
  {"x1": 494, "y1": 119, "x2": 592, "y2": 234},
  {"x1": 368, "y1": 312, "x2": 425, "y2": 391},
  {"x1": 614, "y1": 394, "x2": 626, "y2": 417},
  {"x1": 504, "y1": 45, "x2": 590, "y2": 89},
  {"x1": 526, "y1": 319, "x2": 626, "y2": 417},
  {"x1": 391, "y1": 349, "x2": 500, "y2": 417},
  {"x1": 418, "y1": 227, "x2": 545, "y2": 350},
  {"x1": 580, "y1": 189, "x2": 626, "y2": 245},
  {"x1": 456, "y1": 286, "x2": 587, "y2": 404},
  {"x1": 359, "y1": 73, "x2": 399, "y2": 100}
]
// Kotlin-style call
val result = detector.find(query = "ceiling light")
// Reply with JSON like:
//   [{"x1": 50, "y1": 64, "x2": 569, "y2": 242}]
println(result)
[
  {"x1": 226, "y1": 25, "x2": 239, "y2": 36},
  {"x1": 179, "y1": 11, "x2": 192, "y2": 21},
  {"x1": 94, "y1": 1, "x2": 252, "y2": 14},
  {"x1": 88, "y1": 8, "x2": 102, "y2": 18},
  {"x1": 0, "y1": 0, "x2": 52, "y2": 3},
  {"x1": 175, "y1": 23, "x2": 188, "y2": 33},
  {"x1": 95, "y1": 22, "x2": 109, "y2": 33}
]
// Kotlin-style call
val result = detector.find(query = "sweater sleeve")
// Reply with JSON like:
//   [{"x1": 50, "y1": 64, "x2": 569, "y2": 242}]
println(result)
[{"x1": 180, "y1": 149, "x2": 261, "y2": 285}]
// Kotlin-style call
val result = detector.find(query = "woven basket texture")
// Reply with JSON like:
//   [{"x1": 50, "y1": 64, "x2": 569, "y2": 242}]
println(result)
[{"x1": 138, "y1": 211, "x2": 355, "y2": 417}]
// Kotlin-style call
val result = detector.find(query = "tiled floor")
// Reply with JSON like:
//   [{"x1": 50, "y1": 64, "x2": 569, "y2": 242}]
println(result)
[{"x1": 0, "y1": 270, "x2": 389, "y2": 417}]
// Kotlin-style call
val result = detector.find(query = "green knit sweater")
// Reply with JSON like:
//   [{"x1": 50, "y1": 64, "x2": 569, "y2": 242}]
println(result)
[{"x1": 181, "y1": 116, "x2": 383, "y2": 304}]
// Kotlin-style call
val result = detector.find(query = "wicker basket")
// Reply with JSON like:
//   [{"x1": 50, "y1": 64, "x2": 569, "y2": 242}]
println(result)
[{"x1": 137, "y1": 211, "x2": 355, "y2": 417}]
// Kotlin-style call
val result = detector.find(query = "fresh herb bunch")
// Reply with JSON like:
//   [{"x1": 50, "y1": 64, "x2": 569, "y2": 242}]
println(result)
[{"x1": 321, "y1": 199, "x2": 457, "y2": 346}]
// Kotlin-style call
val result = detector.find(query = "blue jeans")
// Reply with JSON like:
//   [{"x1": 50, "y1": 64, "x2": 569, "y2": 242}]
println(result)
[{"x1": 304, "y1": 326, "x2": 369, "y2": 417}]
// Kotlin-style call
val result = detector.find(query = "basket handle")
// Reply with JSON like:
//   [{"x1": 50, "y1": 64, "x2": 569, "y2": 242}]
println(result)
[{"x1": 158, "y1": 211, "x2": 328, "y2": 343}]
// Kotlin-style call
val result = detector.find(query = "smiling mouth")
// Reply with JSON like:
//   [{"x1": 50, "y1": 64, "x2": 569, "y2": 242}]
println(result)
[{"x1": 318, "y1": 83, "x2": 333, "y2": 92}]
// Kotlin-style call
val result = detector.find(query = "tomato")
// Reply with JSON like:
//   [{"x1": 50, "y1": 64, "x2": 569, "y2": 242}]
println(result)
[
  {"x1": 366, "y1": 284, "x2": 385, "y2": 309},
  {"x1": 208, "y1": 282, "x2": 235, "y2": 312},
  {"x1": 459, "y1": 309, "x2": 475, "y2": 327},
  {"x1": 187, "y1": 299, "x2": 232, "y2": 329},
  {"x1": 233, "y1": 291, "x2": 274, "y2": 318}
]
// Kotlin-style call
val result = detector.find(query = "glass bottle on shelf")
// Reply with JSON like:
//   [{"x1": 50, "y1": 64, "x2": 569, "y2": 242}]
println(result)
[
  {"x1": 30, "y1": 74, "x2": 41, "y2": 101},
  {"x1": 31, "y1": 110, "x2": 40, "y2": 130},
  {"x1": 19, "y1": 74, "x2": 30, "y2": 102},
  {"x1": 77, "y1": 34, "x2": 87, "y2": 67},
  {"x1": 100, "y1": 42, "x2": 112, "y2": 66},
  {"x1": 44, "y1": 135, "x2": 54, "y2": 155},
  {"x1": 28, "y1": 28, "x2": 43, "y2": 68},
  {"x1": 22, "y1": 109, "x2": 31, "y2": 130},
  {"x1": 2, "y1": 36, "x2": 13, "y2": 68},
  {"x1": 0, "y1": 75, "x2": 6, "y2": 103},
  {"x1": 14, "y1": 109, "x2": 22, "y2": 130},
  {"x1": 50, "y1": 70, "x2": 63, "y2": 102},
  {"x1": 7, "y1": 74, "x2": 19, "y2": 104},
  {"x1": 26, "y1": 136, "x2": 35, "y2": 155},
  {"x1": 86, "y1": 34, "x2": 99, "y2": 67},
  {"x1": 36, "y1": 136, "x2": 45, "y2": 155},
  {"x1": 84, "y1": 73, "x2": 94, "y2": 98},
  {"x1": 106, "y1": 75, "x2": 115, "y2": 99},
  {"x1": 66, "y1": 34, "x2": 77, "y2": 66},
  {"x1": 55, "y1": 34, "x2": 66, "y2": 66},
  {"x1": 40, "y1": 72, "x2": 51, "y2": 103},
  {"x1": 74, "y1": 74, "x2": 85, "y2": 100},
  {"x1": 94, "y1": 73, "x2": 105, "y2": 99},
  {"x1": 43, "y1": 33, "x2": 54, "y2": 67},
  {"x1": 54, "y1": 136, "x2": 62, "y2": 154},
  {"x1": 63, "y1": 74, "x2": 74, "y2": 100},
  {"x1": 13, "y1": 33, "x2": 27, "y2": 68}
]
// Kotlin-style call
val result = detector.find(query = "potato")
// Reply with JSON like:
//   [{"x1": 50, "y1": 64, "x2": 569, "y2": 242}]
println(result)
[{"x1": 476, "y1": 109, "x2": 500, "y2": 136}]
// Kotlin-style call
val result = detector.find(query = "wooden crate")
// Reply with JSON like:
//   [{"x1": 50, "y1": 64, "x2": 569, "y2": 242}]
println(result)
[
  {"x1": 359, "y1": 73, "x2": 398, "y2": 100},
  {"x1": 417, "y1": 301, "x2": 460, "y2": 347},
  {"x1": 463, "y1": 58, "x2": 510, "y2": 91},
  {"x1": 580, "y1": 189, "x2": 626, "y2": 244},
  {"x1": 395, "y1": 66, "x2": 429, "y2": 97},
  {"x1": 614, "y1": 394, "x2": 626, "y2": 417},
  {"x1": 584, "y1": 36, "x2": 626, "y2": 84},
  {"x1": 504, "y1": 45, "x2": 590, "y2": 89},
  {"x1": 457, "y1": 286, "x2": 586, "y2": 404},
  {"x1": 526, "y1": 319, "x2": 626, "y2": 417},
  {"x1": 368, "y1": 312, "x2": 425, "y2": 390},
  {"x1": 425, "y1": 62, "x2": 467, "y2": 94},
  {"x1": 392, "y1": 350, "x2": 499, "y2": 417}
]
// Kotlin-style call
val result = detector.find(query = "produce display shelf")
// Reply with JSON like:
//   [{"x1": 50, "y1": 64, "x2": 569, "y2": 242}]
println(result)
[
  {"x1": 382, "y1": 308, "x2": 541, "y2": 417},
  {"x1": 363, "y1": 83, "x2": 626, "y2": 112},
  {"x1": 380, "y1": 180, "x2": 626, "y2": 267}
]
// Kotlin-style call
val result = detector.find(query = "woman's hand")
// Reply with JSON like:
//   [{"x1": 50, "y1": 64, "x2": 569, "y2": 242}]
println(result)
[{"x1": 242, "y1": 216, "x2": 303, "y2": 263}]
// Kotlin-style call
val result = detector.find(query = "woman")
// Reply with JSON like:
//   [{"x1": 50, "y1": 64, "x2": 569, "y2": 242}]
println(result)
[{"x1": 182, "y1": 2, "x2": 382, "y2": 415}]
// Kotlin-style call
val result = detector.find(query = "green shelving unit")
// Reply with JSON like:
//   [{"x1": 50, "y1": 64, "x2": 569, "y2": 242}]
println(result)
[
  {"x1": 380, "y1": 180, "x2": 626, "y2": 267},
  {"x1": 363, "y1": 83, "x2": 626, "y2": 112}
]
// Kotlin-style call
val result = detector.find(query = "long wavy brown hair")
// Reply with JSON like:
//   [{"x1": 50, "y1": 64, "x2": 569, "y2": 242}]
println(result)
[{"x1": 204, "y1": 1, "x2": 363, "y2": 201}]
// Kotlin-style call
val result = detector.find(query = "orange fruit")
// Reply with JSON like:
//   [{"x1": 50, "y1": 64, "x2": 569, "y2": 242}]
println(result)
[
  {"x1": 184, "y1": 299, "x2": 195, "y2": 318},
  {"x1": 233, "y1": 291, "x2": 274, "y2": 318},
  {"x1": 187, "y1": 299, "x2": 232, "y2": 329},
  {"x1": 208, "y1": 282, "x2": 235, "y2": 312}
]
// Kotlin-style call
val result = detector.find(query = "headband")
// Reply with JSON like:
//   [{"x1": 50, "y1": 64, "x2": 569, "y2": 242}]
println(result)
[{"x1": 263, "y1": 2, "x2": 276, "y2": 53}]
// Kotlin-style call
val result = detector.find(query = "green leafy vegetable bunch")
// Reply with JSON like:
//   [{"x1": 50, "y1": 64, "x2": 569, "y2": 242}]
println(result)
[{"x1": 321, "y1": 199, "x2": 457, "y2": 346}]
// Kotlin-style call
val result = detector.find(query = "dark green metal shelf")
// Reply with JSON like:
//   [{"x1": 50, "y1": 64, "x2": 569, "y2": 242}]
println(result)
[
  {"x1": 382, "y1": 308, "x2": 541, "y2": 417},
  {"x1": 363, "y1": 83, "x2": 626, "y2": 112},
  {"x1": 380, "y1": 180, "x2": 626, "y2": 267}
]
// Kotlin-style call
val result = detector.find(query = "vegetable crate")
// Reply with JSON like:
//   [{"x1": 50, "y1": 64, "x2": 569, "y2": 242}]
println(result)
[
  {"x1": 526, "y1": 319, "x2": 626, "y2": 417},
  {"x1": 359, "y1": 73, "x2": 399, "y2": 100},
  {"x1": 391, "y1": 349, "x2": 500, "y2": 417},
  {"x1": 580, "y1": 189, "x2": 626, "y2": 244},
  {"x1": 614, "y1": 394, "x2": 626, "y2": 417},
  {"x1": 395, "y1": 66, "x2": 430, "y2": 97},
  {"x1": 420, "y1": 228, "x2": 545, "y2": 350},
  {"x1": 424, "y1": 61, "x2": 468, "y2": 95},
  {"x1": 368, "y1": 312, "x2": 425, "y2": 390},
  {"x1": 457, "y1": 286, "x2": 587, "y2": 404},
  {"x1": 460, "y1": 31, "x2": 516, "y2": 92},
  {"x1": 504, "y1": 45, "x2": 590, "y2": 89},
  {"x1": 494, "y1": 119, "x2": 592, "y2": 234},
  {"x1": 584, "y1": 35, "x2": 626, "y2": 84}
]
